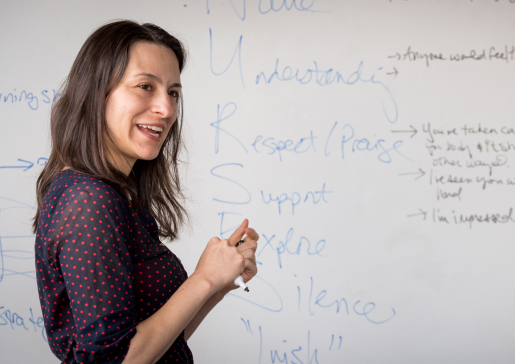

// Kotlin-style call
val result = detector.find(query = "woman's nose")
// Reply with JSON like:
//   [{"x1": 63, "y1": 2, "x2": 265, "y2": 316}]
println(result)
[{"x1": 150, "y1": 91, "x2": 175, "y2": 118}]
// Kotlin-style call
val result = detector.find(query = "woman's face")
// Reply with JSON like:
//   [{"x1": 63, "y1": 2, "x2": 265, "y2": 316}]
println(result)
[{"x1": 105, "y1": 41, "x2": 181, "y2": 175}]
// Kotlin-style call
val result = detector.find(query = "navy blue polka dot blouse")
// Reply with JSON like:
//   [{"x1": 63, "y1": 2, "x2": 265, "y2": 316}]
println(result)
[{"x1": 35, "y1": 170, "x2": 194, "y2": 363}]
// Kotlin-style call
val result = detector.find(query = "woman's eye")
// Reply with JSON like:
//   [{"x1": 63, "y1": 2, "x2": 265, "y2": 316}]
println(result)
[
  {"x1": 139, "y1": 84, "x2": 152, "y2": 91},
  {"x1": 168, "y1": 90, "x2": 180, "y2": 99}
]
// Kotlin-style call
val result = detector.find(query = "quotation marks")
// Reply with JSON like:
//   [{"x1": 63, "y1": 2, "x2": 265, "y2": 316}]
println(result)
[
  {"x1": 328, "y1": 334, "x2": 342, "y2": 351},
  {"x1": 241, "y1": 317, "x2": 254, "y2": 335}
]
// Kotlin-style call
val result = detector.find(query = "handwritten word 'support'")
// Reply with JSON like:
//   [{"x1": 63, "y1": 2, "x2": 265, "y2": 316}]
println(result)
[{"x1": 261, "y1": 183, "x2": 333, "y2": 215}]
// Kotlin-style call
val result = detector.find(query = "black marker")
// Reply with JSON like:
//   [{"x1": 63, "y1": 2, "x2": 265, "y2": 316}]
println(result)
[{"x1": 233, "y1": 240, "x2": 249, "y2": 292}]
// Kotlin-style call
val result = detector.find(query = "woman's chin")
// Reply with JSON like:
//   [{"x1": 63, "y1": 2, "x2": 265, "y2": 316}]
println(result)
[
  {"x1": 139, "y1": 156, "x2": 159, "y2": 162},
  {"x1": 137, "y1": 151, "x2": 160, "y2": 162}
]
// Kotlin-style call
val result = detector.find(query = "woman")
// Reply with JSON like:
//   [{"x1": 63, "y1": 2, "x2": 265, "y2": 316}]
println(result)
[{"x1": 33, "y1": 20, "x2": 258, "y2": 364}]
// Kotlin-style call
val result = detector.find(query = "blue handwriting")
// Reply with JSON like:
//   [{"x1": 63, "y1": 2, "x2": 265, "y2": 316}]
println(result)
[
  {"x1": 0, "y1": 157, "x2": 47, "y2": 172},
  {"x1": 217, "y1": 113, "x2": 410, "y2": 163},
  {"x1": 325, "y1": 122, "x2": 412, "y2": 163},
  {"x1": 0, "y1": 196, "x2": 38, "y2": 282},
  {"x1": 256, "y1": 61, "x2": 398, "y2": 123},
  {"x1": 210, "y1": 163, "x2": 252, "y2": 204},
  {"x1": 0, "y1": 88, "x2": 61, "y2": 110},
  {"x1": 258, "y1": 228, "x2": 327, "y2": 269},
  {"x1": 209, "y1": 28, "x2": 245, "y2": 88},
  {"x1": 258, "y1": 0, "x2": 326, "y2": 14},
  {"x1": 227, "y1": 275, "x2": 284, "y2": 312},
  {"x1": 218, "y1": 211, "x2": 245, "y2": 239},
  {"x1": 212, "y1": 102, "x2": 248, "y2": 154},
  {"x1": 303, "y1": 276, "x2": 396, "y2": 324},
  {"x1": 252, "y1": 131, "x2": 316, "y2": 162},
  {"x1": 261, "y1": 182, "x2": 332, "y2": 215},
  {"x1": 0, "y1": 306, "x2": 47, "y2": 342},
  {"x1": 242, "y1": 321, "x2": 329, "y2": 364},
  {"x1": 207, "y1": 0, "x2": 328, "y2": 19}
]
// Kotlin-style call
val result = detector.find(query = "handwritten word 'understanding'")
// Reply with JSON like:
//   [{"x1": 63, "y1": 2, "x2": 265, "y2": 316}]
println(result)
[{"x1": 256, "y1": 60, "x2": 398, "y2": 123}]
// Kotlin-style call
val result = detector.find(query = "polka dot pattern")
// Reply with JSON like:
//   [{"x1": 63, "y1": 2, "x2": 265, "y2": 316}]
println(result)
[{"x1": 35, "y1": 170, "x2": 194, "y2": 363}]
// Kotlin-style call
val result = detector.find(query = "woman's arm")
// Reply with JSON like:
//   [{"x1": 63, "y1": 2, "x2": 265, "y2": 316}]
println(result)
[
  {"x1": 184, "y1": 289, "x2": 225, "y2": 342},
  {"x1": 122, "y1": 221, "x2": 258, "y2": 364},
  {"x1": 184, "y1": 228, "x2": 258, "y2": 341},
  {"x1": 123, "y1": 273, "x2": 218, "y2": 364}
]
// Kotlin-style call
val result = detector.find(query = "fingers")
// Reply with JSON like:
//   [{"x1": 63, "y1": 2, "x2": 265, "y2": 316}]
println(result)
[
  {"x1": 239, "y1": 240, "x2": 257, "y2": 284},
  {"x1": 228, "y1": 219, "x2": 249, "y2": 246},
  {"x1": 240, "y1": 253, "x2": 258, "y2": 283},
  {"x1": 244, "y1": 227, "x2": 259, "y2": 242},
  {"x1": 237, "y1": 239, "x2": 257, "y2": 254},
  {"x1": 240, "y1": 247, "x2": 256, "y2": 264},
  {"x1": 209, "y1": 236, "x2": 221, "y2": 244}
]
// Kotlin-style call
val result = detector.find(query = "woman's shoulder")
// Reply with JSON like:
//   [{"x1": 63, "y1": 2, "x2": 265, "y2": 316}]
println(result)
[{"x1": 42, "y1": 169, "x2": 127, "y2": 213}]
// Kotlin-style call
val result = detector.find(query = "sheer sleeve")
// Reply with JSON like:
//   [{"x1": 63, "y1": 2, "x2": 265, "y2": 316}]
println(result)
[{"x1": 48, "y1": 180, "x2": 138, "y2": 363}]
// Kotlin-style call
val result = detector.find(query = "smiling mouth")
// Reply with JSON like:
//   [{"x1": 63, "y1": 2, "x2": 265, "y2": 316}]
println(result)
[{"x1": 137, "y1": 124, "x2": 163, "y2": 137}]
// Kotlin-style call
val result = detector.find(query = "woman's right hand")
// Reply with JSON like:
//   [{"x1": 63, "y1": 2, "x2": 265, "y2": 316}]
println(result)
[{"x1": 192, "y1": 219, "x2": 249, "y2": 293}]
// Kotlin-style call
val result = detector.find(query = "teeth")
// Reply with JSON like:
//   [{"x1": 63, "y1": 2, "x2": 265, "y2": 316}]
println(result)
[{"x1": 138, "y1": 125, "x2": 163, "y2": 132}]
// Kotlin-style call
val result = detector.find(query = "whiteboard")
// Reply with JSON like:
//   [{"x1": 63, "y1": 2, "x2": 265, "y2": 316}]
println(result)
[{"x1": 1, "y1": 1, "x2": 514, "y2": 363}]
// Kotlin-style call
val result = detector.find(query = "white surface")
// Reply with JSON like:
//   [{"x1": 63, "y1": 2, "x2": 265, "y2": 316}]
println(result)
[{"x1": 0, "y1": 1, "x2": 514, "y2": 363}]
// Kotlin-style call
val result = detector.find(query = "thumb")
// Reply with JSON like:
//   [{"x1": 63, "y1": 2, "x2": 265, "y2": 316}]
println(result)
[{"x1": 228, "y1": 219, "x2": 248, "y2": 246}]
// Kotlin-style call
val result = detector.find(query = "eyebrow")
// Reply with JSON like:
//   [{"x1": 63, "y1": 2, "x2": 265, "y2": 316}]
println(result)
[{"x1": 134, "y1": 72, "x2": 182, "y2": 88}]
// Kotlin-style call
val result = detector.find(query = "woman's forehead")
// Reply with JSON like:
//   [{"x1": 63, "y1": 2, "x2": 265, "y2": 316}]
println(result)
[{"x1": 125, "y1": 42, "x2": 180, "y2": 83}]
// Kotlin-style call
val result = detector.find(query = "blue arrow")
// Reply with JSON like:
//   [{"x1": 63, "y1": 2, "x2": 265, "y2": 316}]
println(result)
[{"x1": 0, "y1": 159, "x2": 34, "y2": 171}]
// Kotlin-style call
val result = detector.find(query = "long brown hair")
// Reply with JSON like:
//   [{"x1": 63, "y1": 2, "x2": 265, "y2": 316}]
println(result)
[{"x1": 33, "y1": 20, "x2": 188, "y2": 241}]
